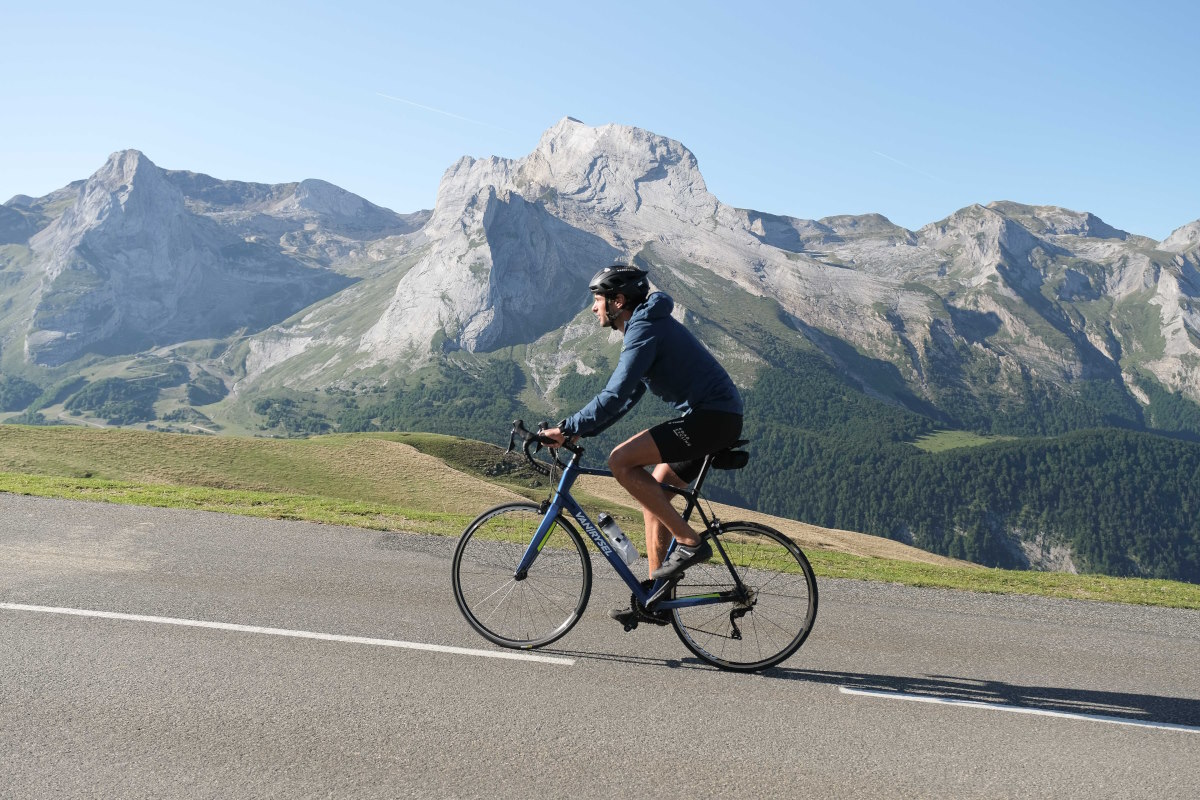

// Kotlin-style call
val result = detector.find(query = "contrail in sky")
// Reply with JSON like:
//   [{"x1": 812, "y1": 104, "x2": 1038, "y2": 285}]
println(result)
[
  {"x1": 872, "y1": 150, "x2": 946, "y2": 183},
  {"x1": 376, "y1": 92, "x2": 516, "y2": 133}
]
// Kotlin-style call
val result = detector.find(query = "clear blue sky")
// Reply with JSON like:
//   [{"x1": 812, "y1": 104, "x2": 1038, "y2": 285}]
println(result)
[{"x1": 3, "y1": 0, "x2": 1197, "y2": 240}]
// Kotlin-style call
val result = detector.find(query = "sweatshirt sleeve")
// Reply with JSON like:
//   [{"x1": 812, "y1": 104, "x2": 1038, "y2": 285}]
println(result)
[{"x1": 560, "y1": 321, "x2": 656, "y2": 437}]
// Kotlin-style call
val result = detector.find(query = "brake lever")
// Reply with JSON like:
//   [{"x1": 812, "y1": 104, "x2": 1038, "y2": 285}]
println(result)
[
  {"x1": 531, "y1": 420, "x2": 554, "y2": 455},
  {"x1": 508, "y1": 419, "x2": 552, "y2": 476}
]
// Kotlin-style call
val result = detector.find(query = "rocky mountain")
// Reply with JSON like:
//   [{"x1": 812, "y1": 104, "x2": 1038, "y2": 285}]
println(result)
[
  {"x1": 3, "y1": 118, "x2": 1200, "y2": 426},
  {"x1": 233, "y1": 118, "x2": 1200, "y2": 424},
  {"x1": 0, "y1": 151, "x2": 426, "y2": 370},
  {"x1": 3, "y1": 118, "x2": 1200, "y2": 582}
]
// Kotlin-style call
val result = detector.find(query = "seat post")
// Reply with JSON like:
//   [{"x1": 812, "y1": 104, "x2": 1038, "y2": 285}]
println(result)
[
  {"x1": 686, "y1": 440, "x2": 748, "y2": 506},
  {"x1": 689, "y1": 453, "x2": 718, "y2": 495}
]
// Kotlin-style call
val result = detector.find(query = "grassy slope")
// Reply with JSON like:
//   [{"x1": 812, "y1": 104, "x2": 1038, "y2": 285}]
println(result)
[
  {"x1": 912, "y1": 430, "x2": 1020, "y2": 453},
  {"x1": 1, "y1": 425, "x2": 1197, "y2": 609}
]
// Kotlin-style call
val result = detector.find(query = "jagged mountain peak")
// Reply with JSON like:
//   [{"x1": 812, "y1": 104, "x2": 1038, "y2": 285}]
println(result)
[
  {"x1": 530, "y1": 116, "x2": 701, "y2": 176},
  {"x1": 523, "y1": 117, "x2": 710, "y2": 207},
  {"x1": 30, "y1": 149, "x2": 184, "y2": 262},
  {"x1": 97, "y1": 148, "x2": 153, "y2": 180},
  {"x1": 279, "y1": 178, "x2": 375, "y2": 218},
  {"x1": 429, "y1": 118, "x2": 714, "y2": 236},
  {"x1": 15, "y1": 148, "x2": 360, "y2": 367},
  {"x1": 919, "y1": 202, "x2": 1024, "y2": 244},
  {"x1": 917, "y1": 202, "x2": 1138, "y2": 264},
  {"x1": 83, "y1": 149, "x2": 175, "y2": 206},
  {"x1": 1161, "y1": 220, "x2": 1200, "y2": 253},
  {"x1": 364, "y1": 118, "x2": 729, "y2": 362},
  {"x1": 73, "y1": 149, "x2": 175, "y2": 212}
]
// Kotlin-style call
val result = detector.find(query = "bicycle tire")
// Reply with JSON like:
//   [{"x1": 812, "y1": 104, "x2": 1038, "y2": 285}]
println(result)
[
  {"x1": 669, "y1": 522, "x2": 817, "y2": 672},
  {"x1": 452, "y1": 502, "x2": 592, "y2": 649}
]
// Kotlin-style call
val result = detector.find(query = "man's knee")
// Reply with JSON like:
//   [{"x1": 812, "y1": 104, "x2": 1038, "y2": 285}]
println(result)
[
  {"x1": 608, "y1": 431, "x2": 659, "y2": 473},
  {"x1": 608, "y1": 444, "x2": 641, "y2": 474}
]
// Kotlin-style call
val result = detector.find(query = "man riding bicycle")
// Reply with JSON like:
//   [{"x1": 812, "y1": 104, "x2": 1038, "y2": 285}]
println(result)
[{"x1": 541, "y1": 265, "x2": 744, "y2": 622}]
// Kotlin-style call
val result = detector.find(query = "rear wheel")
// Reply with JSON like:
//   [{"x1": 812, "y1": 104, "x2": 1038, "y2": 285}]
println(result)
[
  {"x1": 452, "y1": 503, "x2": 592, "y2": 649},
  {"x1": 669, "y1": 522, "x2": 817, "y2": 672}
]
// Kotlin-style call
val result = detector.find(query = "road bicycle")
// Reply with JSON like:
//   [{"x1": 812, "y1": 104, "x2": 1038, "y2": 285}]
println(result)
[{"x1": 451, "y1": 421, "x2": 818, "y2": 672}]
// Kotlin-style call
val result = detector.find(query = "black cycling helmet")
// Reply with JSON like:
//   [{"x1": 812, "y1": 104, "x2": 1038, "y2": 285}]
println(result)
[{"x1": 589, "y1": 265, "x2": 649, "y2": 303}]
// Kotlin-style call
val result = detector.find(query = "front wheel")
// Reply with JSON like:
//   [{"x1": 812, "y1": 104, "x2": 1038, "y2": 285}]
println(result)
[
  {"x1": 452, "y1": 502, "x2": 592, "y2": 649},
  {"x1": 669, "y1": 522, "x2": 818, "y2": 672}
]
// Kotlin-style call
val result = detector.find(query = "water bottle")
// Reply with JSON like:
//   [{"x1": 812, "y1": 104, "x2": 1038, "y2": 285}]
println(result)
[{"x1": 597, "y1": 512, "x2": 639, "y2": 565}]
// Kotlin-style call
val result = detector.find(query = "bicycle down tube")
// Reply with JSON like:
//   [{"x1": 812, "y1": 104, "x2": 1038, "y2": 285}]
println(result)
[
  {"x1": 514, "y1": 447, "x2": 735, "y2": 612},
  {"x1": 453, "y1": 420, "x2": 819, "y2": 671}
]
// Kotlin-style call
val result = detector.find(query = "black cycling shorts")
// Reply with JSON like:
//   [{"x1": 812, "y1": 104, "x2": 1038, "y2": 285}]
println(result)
[{"x1": 648, "y1": 410, "x2": 744, "y2": 485}]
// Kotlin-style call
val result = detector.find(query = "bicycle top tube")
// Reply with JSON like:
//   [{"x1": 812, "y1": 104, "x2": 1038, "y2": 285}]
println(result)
[
  {"x1": 541, "y1": 451, "x2": 724, "y2": 609},
  {"x1": 550, "y1": 443, "x2": 708, "y2": 523},
  {"x1": 510, "y1": 419, "x2": 732, "y2": 592}
]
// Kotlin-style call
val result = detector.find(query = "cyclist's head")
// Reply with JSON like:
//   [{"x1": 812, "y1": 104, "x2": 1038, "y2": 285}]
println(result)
[{"x1": 589, "y1": 265, "x2": 649, "y2": 306}]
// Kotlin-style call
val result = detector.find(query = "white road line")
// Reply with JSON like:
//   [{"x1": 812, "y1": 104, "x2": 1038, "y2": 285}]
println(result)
[
  {"x1": 839, "y1": 686, "x2": 1200, "y2": 734},
  {"x1": 0, "y1": 602, "x2": 574, "y2": 666}
]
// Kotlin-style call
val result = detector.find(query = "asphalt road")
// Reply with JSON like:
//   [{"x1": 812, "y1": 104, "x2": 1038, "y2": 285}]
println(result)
[{"x1": 2, "y1": 493, "x2": 1198, "y2": 799}]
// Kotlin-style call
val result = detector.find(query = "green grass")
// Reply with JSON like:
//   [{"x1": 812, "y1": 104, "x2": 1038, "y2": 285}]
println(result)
[
  {"x1": 0, "y1": 425, "x2": 525, "y2": 513},
  {"x1": 1113, "y1": 290, "x2": 1168, "y2": 363},
  {"x1": 806, "y1": 549, "x2": 1200, "y2": 608},
  {"x1": 0, "y1": 471, "x2": 471, "y2": 535},
  {"x1": 912, "y1": 429, "x2": 1018, "y2": 452},
  {"x1": 2, "y1": 425, "x2": 1199, "y2": 609}
]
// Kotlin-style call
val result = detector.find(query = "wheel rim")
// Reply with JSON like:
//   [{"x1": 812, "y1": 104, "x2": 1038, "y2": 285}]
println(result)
[
  {"x1": 670, "y1": 524, "x2": 817, "y2": 671},
  {"x1": 453, "y1": 505, "x2": 591, "y2": 648}
]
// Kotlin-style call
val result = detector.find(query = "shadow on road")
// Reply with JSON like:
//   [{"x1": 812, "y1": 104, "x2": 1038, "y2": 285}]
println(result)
[
  {"x1": 761, "y1": 668, "x2": 1200, "y2": 727},
  {"x1": 545, "y1": 647, "x2": 1200, "y2": 727}
]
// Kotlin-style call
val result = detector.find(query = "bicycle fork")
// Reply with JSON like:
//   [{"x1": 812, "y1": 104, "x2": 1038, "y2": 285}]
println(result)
[{"x1": 513, "y1": 498, "x2": 561, "y2": 580}]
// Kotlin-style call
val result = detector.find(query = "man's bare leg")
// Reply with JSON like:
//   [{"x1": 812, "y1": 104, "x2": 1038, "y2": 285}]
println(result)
[
  {"x1": 644, "y1": 463, "x2": 689, "y2": 574},
  {"x1": 609, "y1": 430, "x2": 699, "y2": 549}
]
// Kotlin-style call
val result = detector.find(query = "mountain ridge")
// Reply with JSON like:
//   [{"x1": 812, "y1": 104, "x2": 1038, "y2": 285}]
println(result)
[
  {"x1": 2, "y1": 122, "x2": 1198, "y2": 411},
  {"x1": 2, "y1": 119, "x2": 1200, "y2": 583},
  {"x1": 2, "y1": 121, "x2": 1199, "y2": 412}
]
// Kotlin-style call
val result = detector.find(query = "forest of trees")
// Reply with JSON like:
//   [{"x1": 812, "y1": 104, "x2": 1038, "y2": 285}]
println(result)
[
  {"x1": 335, "y1": 360, "x2": 525, "y2": 442},
  {"x1": 0, "y1": 374, "x2": 41, "y2": 412},
  {"x1": 246, "y1": 347, "x2": 1200, "y2": 584},
  {"x1": 62, "y1": 364, "x2": 190, "y2": 425}
]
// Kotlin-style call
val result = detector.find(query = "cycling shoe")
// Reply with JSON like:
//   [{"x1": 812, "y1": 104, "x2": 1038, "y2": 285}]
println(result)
[{"x1": 649, "y1": 540, "x2": 713, "y2": 581}]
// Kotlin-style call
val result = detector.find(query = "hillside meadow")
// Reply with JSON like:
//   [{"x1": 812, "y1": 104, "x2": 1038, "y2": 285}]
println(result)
[{"x1": 1, "y1": 425, "x2": 1197, "y2": 609}]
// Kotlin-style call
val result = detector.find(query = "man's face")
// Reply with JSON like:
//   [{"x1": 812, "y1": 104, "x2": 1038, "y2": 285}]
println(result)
[{"x1": 592, "y1": 293, "x2": 616, "y2": 328}]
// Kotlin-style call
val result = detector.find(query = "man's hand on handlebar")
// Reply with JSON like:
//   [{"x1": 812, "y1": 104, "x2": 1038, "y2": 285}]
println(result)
[
  {"x1": 539, "y1": 427, "x2": 577, "y2": 448},
  {"x1": 508, "y1": 420, "x2": 580, "y2": 476}
]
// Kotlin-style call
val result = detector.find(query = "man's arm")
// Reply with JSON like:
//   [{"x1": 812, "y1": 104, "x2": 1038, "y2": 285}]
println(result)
[{"x1": 559, "y1": 322, "x2": 656, "y2": 438}]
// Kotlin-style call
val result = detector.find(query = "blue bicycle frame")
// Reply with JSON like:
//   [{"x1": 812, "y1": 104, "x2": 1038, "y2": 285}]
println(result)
[{"x1": 513, "y1": 446, "x2": 737, "y2": 612}]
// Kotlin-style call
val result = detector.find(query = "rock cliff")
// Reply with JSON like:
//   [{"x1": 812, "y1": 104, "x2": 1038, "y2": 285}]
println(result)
[
  {"x1": 20, "y1": 151, "x2": 354, "y2": 365},
  {"x1": 3, "y1": 119, "x2": 1198, "y2": 417}
]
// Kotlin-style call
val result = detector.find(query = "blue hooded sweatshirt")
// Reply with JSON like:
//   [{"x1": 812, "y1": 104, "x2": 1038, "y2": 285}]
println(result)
[{"x1": 560, "y1": 292, "x2": 743, "y2": 438}]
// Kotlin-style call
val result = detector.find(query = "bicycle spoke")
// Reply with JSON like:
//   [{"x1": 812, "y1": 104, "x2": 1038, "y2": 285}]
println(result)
[
  {"x1": 670, "y1": 523, "x2": 817, "y2": 671},
  {"x1": 523, "y1": 579, "x2": 576, "y2": 618},
  {"x1": 452, "y1": 504, "x2": 591, "y2": 649},
  {"x1": 482, "y1": 579, "x2": 521, "y2": 625}
]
